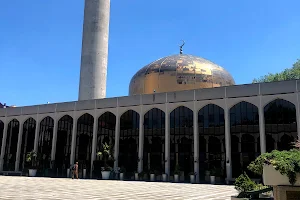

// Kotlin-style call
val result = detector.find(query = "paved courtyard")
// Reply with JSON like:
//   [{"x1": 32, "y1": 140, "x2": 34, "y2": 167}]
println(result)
[{"x1": 0, "y1": 176, "x2": 237, "y2": 200}]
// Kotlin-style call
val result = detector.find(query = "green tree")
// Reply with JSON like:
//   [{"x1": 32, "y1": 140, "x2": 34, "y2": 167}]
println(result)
[{"x1": 253, "y1": 59, "x2": 300, "y2": 83}]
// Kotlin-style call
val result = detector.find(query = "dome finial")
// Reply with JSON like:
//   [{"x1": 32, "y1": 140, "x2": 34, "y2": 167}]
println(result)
[{"x1": 179, "y1": 40, "x2": 185, "y2": 54}]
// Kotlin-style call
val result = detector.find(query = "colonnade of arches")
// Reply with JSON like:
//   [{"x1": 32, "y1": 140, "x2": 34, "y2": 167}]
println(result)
[{"x1": 0, "y1": 99, "x2": 298, "y2": 179}]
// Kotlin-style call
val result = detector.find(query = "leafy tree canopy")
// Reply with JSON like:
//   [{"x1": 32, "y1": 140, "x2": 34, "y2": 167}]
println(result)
[{"x1": 253, "y1": 59, "x2": 300, "y2": 83}]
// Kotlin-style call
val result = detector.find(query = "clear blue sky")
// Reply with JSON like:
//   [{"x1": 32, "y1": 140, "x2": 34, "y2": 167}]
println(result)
[{"x1": 0, "y1": 0, "x2": 299, "y2": 106}]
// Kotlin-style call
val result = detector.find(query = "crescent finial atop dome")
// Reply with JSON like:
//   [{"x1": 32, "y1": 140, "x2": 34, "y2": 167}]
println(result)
[{"x1": 179, "y1": 40, "x2": 185, "y2": 54}]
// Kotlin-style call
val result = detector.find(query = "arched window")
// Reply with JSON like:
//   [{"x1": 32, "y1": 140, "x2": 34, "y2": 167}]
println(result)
[
  {"x1": 119, "y1": 110, "x2": 139, "y2": 174},
  {"x1": 55, "y1": 115, "x2": 73, "y2": 177},
  {"x1": 93, "y1": 112, "x2": 116, "y2": 178},
  {"x1": 19, "y1": 118, "x2": 36, "y2": 171},
  {"x1": 170, "y1": 106, "x2": 193, "y2": 181},
  {"x1": 96, "y1": 112, "x2": 116, "y2": 157},
  {"x1": 3, "y1": 119, "x2": 19, "y2": 171},
  {"x1": 230, "y1": 101, "x2": 259, "y2": 178},
  {"x1": 264, "y1": 99, "x2": 297, "y2": 152},
  {"x1": 0, "y1": 120, "x2": 4, "y2": 156},
  {"x1": 143, "y1": 108, "x2": 165, "y2": 174},
  {"x1": 38, "y1": 116, "x2": 54, "y2": 172},
  {"x1": 75, "y1": 113, "x2": 94, "y2": 177},
  {"x1": 198, "y1": 104, "x2": 225, "y2": 178}
]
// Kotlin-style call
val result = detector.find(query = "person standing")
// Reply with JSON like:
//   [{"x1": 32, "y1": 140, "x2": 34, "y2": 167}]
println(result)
[{"x1": 72, "y1": 162, "x2": 79, "y2": 179}]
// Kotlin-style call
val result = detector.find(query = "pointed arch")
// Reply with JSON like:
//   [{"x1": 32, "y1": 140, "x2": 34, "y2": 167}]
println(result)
[
  {"x1": 19, "y1": 117, "x2": 36, "y2": 171},
  {"x1": 75, "y1": 113, "x2": 94, "y2": 177},
  {"x1": 263, "y1": 97, "x2": 295, "y2": 109},
  {"x1": 0, "y1": 120, "x2": 4, "y2": 157},
  {"x1": 170, "y1": 106, "x2": 193, "y2": 181},
  {"x1": 38, "y1": 116, "x2": 54, "y2": 172},
  {"x1": 143, "y1": 108, "x2": 165, "y2": 173},
  {"x1": 54, "y1": 115, "x2": 73, "y2": 177},
  {"x1": 119, "y1": 110, "x2": 139, "y2": 173},
  {"x1": 92, "y1": 112, "x2": 116, "y2": 178},
  {"x1": 58, "y1": 114, "x2": 72, "y2": 122},
  {"x1": 230, "y1": 101, "x2": 259, "y2": 178},
  {"x1": 198, "y1": 104, "x2": 225, "y2": 177},
  {"x1": 97, "y1": 112, "x2": 116, "y2": 150},
  {"x1": 3, "y1": 119, "x2": 19, "y2": 171},
  {"x1": 264, "y1": 99, "x2": 297, "y2": 152}
]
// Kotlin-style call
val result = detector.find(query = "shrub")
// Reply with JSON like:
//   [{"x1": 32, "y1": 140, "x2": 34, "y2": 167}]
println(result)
[
  {"x1": 26, "y1": 150, "x2": 40, "y2": 169},
  {"x1": 248, "y1": 149, "x2": 300, "y2": 185},
  {"x1": 234, "y1": 172, "x2": 256, "y2": 198},
  {"x1": 97, "y1": 143, "x2": 114, "y2": 170}
]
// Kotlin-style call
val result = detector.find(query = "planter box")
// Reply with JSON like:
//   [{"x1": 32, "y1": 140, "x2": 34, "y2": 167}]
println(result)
[
  {"x1": 83, "y1": 169, "x2": 87, "y2": 179},
  {"x1": 162, "y1": 174, "x2": 167, "y2": 182},
  {"x1": 120, "y1": 173, "x2": 124, "y2": 180},
  {"x1": 174, "y1": 174, "x2": 179, "y2": 182},
  {"x1": 28, "y1": 169, "x2": 37, "y2": 177},
  {"x1": 101, "y1": 171, "x2": 111, "y2": 180},
  {"x1": 135, "y1": 173, "x2": 139, "y2": 181},
  {"x1": 150, "y1": 174, "x2": 155, "y2": 181},
  {"x1": 190, "y1": 175, "x2": 195, "y2": 183},
  {"x1": 263, "y1": 164, "x2": 300, "y2": 186}
]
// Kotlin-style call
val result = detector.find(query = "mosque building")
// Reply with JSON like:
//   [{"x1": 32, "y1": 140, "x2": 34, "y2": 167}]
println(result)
[{"x1": 0, "y1": 0, "x2": 299, "y2": 183}]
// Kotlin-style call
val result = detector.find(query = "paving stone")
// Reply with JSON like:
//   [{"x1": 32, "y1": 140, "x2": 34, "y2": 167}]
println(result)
[{"x1": 0, "y1": 176, "x2": 237, "y2": 200}]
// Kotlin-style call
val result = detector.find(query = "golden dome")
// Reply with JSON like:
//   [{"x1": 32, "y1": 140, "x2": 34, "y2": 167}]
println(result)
[{"x1": 129, "y1": 54, "x2": 235, "y2": 95}]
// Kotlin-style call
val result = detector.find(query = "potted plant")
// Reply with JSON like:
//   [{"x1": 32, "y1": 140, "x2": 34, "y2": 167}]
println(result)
[
  {"x1": 232, "y1": 172, "x2": 270, "y2": 200},
  {"x1": 210, "y1": 167, "x2": 217, "y2": 184},
  {"x1": 149, "y1": 170, "x2": 156, "y2": 181},
  {"x1": 248, "y1": 149, "x2": 300, "y2": 186},
  {"x1": 162, "y1": 173, "x2": 168, "y2": 182},
  {"x1": 97, "y1": 142, "x2": 114, "y2": 180},
  {"x1": 189, "y1": 172, "x2": 196, "y2": 183},
  {"x1": 119, "y1": 166, "x2": 126, "y2": 180},
  {"x1": 82, "y1": 164, "x2": 87, "y2": 179},
  {"x1": 26, "y1": 150, "x2": 39, "y2": 177},
  {"x1": 205, "y1": 170, "x2": 210, "y2": 182},
  {"x1": 174, "y1": 164, "x2": 180, "y2": 182},
  {"x1": 214, "y1": 168, "x2": 224, "y2": 183},
  {"x1": 232, "y1": 172, "x2": 256, "y2": 200},
  {"x1": 134, "y1": 171, "x2": 139, "y2": 180}
]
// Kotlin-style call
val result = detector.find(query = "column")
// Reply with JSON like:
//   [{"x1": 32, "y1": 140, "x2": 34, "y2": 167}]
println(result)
[
  {"x1": 90, "y1": 114, "x2": 98, "y2": 178},
  {"x1": 193, "y1": 102, "x2": 199, "y2": 183},
  {"x1": 165, "y1": 103, "x2": 170, "y2": 178},
  {"x1": 296, "y1": 93, "x2": 300, "y2": 139},
  {"x1": 33, "y1": 116, "x2": 40, "y2": 152},
  {"x1": 15, "y1": 122, "x2": 24, "y2": 171},
  {"x1": 259, "y1": 97, "x2": 266, "y2": 154},
  {"x1": 50, "y1": 119, "x2": 58, "y2": 162},
  {"x1": 113, "y1": 109, "x2": 120, "y2": 171},
  {"x1": 0, "y1": 120, "x2": 8, "y2": 171},
  {"x1": 221, "y1": 138, "x2": 225, "y2": 172},
  {"x1": 70, "y1": 116, "x2": 77, "y2": 166},
  {"x1": 224, "y1": 103, "x2": 232, "y2": 182},
  {"x1": 138, "y1": 106, "x2": 144, "y2": 173}
]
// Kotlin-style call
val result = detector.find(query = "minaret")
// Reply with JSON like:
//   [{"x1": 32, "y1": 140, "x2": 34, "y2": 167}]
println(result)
[{"x1": 78, "y1": 0, "x2": 110, "y2": 100}]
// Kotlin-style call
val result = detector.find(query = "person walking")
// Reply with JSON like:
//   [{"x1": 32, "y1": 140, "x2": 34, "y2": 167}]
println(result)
[{"x1": 72, "y1": 162, "x2": 79, "y2": 179}]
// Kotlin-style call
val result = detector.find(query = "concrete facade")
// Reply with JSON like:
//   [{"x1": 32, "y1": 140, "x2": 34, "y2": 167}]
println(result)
[
  {"x1": 78, "y1": 0, "x2": 110, "y2": 100},
  {"x1": 1, "y1": 80, "x2": 300, "y2": 182}
]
